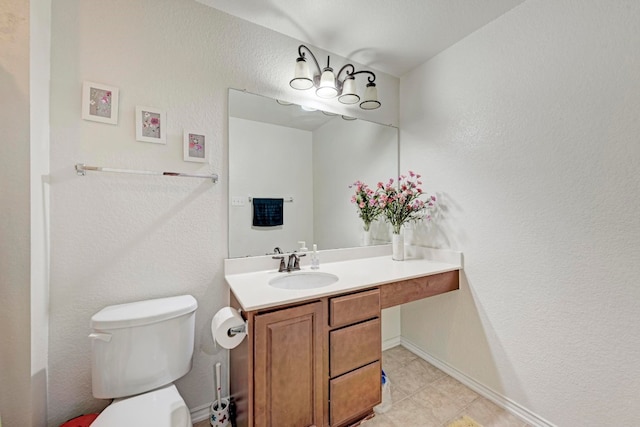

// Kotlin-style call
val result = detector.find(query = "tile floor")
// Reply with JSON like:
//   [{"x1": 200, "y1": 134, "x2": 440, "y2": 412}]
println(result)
[{"x1": 193, "y1": 345, "x2": 530, "y2": 427}]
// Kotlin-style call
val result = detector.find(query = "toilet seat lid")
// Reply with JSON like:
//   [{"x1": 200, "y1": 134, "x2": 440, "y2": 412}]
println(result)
[{"x1": 91, "y1": 384, "x2": 191, "y2": 427}]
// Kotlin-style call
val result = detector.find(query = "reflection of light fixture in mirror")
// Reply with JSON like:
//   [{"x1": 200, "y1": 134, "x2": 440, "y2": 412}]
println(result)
[
  {"x1": 300, "y1": 105, "x2": 317, "y2": 112},
  {"x1": 321, "y1": 110, "x2": 338, "y2": 117},
  {"x1": 290, "y1": 45, "x2": 381, "y2": 110},
  {"x1": 276, "y1": 100, "x2": 294, "y2": 106},
  {"x1": 341, "y1": 115, "x2": 357, "y2": 121}
]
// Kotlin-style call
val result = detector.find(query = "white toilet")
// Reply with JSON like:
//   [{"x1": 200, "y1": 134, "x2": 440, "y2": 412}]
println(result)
[{"x1": 88, "y1": 294, "x2": 198, "y2": 426}]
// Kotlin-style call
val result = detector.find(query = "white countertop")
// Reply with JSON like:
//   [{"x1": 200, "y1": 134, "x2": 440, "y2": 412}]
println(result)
[{"x1": 225, "y1": 245, "x2": 462, "y2": 311}]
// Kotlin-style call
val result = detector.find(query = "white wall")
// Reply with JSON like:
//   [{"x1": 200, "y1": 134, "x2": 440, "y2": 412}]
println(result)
[
  {"x1": 30, "y1": 0, "x2": 52, "y2": 425},
  {"x1": 399, "y1": 1, "x2": 640, "y2": 425},
  {"x1": 229, "y1": 117, "x2": 314, "y2": 257},
  {"x1": 0, "y1": 0, "x2": 33, "y2": 424},
  {"x1": 313, "y1": 118, "x2": 398, "y2": 249},
  {"x1": 47, "y1": 0, "x2": 398, "y2": 425}
]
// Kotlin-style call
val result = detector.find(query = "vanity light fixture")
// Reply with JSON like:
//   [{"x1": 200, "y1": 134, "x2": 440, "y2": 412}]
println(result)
[{"x1": 290, "y1": 45, "x2": 381, "y2": 110}]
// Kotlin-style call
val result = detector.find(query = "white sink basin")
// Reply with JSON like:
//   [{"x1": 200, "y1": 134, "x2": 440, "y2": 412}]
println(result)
[{"x1": 269, "y1": 271, "x2": 339, "y2": 290}]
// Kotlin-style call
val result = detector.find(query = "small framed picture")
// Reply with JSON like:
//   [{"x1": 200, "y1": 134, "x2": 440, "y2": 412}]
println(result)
[
  {"x1": 135, "y1": 106, "x2": 166, "y2": 144},
  {"x1": 183, "y1": 131, "x2": 208, "y2": 163},
  {"x1": 82, "y1": 81, "x2": 119, "y2": 124}
]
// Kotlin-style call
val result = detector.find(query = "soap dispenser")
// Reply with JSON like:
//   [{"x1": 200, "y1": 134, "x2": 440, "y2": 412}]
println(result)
[
  {"x1": 298, "y1": 241, "x2": 308, "y2": 252},
  {"x1": 310, "y1": 244, "x2": 320, "y2": 269}
]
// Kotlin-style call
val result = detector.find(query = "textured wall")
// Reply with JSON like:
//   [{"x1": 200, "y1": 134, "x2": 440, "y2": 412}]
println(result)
[
  {"x1": 0, "y1": 0, "x2": 32, "y2": 424},
  {"x1": 399, "y1": 0, "x2": 640, "y2": 425},
  {"x1": 30, "y1": 0, "x2": 52, "y2": 425},
  {"x1": 47, "y1": 0, "x2": 398, "y2": 425}
]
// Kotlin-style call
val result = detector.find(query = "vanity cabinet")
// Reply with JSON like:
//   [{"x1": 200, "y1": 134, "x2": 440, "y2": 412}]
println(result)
[
  {"x1": 229, "y1": 270, "x2": 460, "y2": 427},
  {"x1": 327, "y1": 290, "x2": 381, "y2": 426},
  {"x1": 254, "y1": 302, "x2": 323, "y2": 427}
]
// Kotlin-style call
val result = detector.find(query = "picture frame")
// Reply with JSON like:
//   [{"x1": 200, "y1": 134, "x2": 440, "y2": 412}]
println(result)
[
  {"x1": 82, "y1": 81, "x2": 119, "y2": 124},
  {"x1": 183, "y1": 130, "x2": 208, "y2": 163},
  {"x1": 135, "y1": 106, "x2": 166, "y2": 144}
]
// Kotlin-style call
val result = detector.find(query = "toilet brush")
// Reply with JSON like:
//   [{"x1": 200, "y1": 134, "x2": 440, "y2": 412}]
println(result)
[
  {"x1": 216, "y1": 362, "x2": 222, "y2": 409},
  {"x1": 210, "y1": 362, "x2": 230, "y2": 427}
]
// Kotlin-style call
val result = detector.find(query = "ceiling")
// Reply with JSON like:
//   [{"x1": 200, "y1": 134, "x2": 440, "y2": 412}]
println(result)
[{"x1": 196, "y1": 0, "x2": 525, "y2": 77}]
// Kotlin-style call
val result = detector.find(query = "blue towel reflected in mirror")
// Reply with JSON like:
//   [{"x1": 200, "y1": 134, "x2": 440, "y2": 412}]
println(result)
[{"x1": 252, "y1": 198, "x2": 284, "y2": 227}]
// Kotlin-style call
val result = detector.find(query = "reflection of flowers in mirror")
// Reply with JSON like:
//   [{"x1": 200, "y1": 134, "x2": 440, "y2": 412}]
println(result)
[{"x1": 349, "y1": 181, "x2": 383, "y2": 232}]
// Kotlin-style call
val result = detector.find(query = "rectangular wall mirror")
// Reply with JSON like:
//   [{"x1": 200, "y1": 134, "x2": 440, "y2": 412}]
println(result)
[{"x1": 228, "y1": 89, "x2": 399, "y2": 258}]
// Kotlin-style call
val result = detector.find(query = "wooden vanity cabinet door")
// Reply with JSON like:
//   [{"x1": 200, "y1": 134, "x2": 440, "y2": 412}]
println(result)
[
  {"x1": 329, "y1": 289, "x2": 380, "y2": 328},
  {"x1": 254, "y1": 302, "x2": 323, "y2": 427},
  {"x1": 330, "y1": 318, "x2": 381, "y2": 378},
  {"x1": 330, "y1": 361, "x2": 381, "y2": 427}
]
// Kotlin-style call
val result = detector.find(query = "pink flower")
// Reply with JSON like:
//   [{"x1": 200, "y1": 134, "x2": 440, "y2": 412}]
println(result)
[{"x1": 150, "y1": 117, "x2": 160, "y2": 126}]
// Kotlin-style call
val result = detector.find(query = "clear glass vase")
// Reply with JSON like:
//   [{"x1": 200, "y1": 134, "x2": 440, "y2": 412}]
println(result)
[
  {"x1": 362, "y1": 229, "x2": 372, "y2": 246},
  {"x1": 392, "y1": 232, "x2": 404, "y2": 261}
]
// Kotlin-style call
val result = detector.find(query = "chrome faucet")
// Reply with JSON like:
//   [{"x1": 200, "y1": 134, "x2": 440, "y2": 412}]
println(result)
[
  {"x1": 287, "y1": 253, "x2": 306, "y2": 272},
  {"x1": 272, "y1": 255, "x2": 286, "y2": 272},
  {"x1": 273, "y1": 252, "x2": 306, "y2": 272}
]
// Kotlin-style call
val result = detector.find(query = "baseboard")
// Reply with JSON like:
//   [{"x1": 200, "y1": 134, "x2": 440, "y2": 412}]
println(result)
[
  {"x1": 190, "y1": 402, "x2": 211, "y2": 423},
  {"x1": 400, "y1": 338, "x2": 556, "y2": 427},
  {"x1": 382, "y1": 335, "x2": 401, "y2": 351}
]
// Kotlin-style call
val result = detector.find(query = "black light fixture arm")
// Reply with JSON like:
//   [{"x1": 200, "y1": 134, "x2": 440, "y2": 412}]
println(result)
[
  {"x1": 347, "y1": 70, "x2": 377, "y2": 84},
  {"x1": 336, "y1": 65, "x2": 377, "y2": 84},
  {"x1": 297, "y1": 45, "x2": 322, "y2": 76},
  {"x1": 336, "y1": 64, "x2": 356, "y2": 81}
]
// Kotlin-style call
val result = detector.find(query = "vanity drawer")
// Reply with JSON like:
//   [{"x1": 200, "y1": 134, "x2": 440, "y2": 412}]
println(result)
[
  {"x1": 329, "y1": 289, "x2": 380, "y2": 328},
  {"x1": 330, "y1": 318, "x2": 381, "y2": 378},
  {"x1": 330, "y1": 361, "x2": 381, "y2": 427}
]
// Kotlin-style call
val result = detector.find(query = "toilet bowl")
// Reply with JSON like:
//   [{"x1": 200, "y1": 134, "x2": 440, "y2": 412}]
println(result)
[
  {"x1": 90, "y1": 384, "x2": 191, "y2": 427},
  {"x1": 89, "y1": 295, "x2": 197, "y2": 426}
]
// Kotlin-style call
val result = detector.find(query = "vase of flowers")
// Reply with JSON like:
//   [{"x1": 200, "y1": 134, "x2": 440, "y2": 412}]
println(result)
[
  {"x1": 350, "y1": 180, "x2": 382, "y2": 246},
  {"x1": 374, "y1": 171, "x2": 436, "y2": 260}
]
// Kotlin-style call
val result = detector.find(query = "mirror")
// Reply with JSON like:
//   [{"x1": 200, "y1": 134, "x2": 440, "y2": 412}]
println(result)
[{"x1": 228, "y1": 89, "x2": 398, "y2": 258}]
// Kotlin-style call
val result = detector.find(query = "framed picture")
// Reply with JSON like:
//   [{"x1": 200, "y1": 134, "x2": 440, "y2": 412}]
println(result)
[
  {"x1": 183, "y1": 131, "x2": 208, "y2": 163},
  {"x1": 135, "y1": 106, "x2": 166, "y2": 144},
  {"x1": 82, "y1": 81, "x2": 119, "y2": 124}
]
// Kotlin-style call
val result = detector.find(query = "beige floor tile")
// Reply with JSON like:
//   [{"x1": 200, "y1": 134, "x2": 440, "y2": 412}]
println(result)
[
  {"x1": 432, "y1": 375, "x2": 480, "y2": 407},
  {"x1": 458, "y1": 397, "x2": 527, "y2": 427},
  {"x1": 412, "y1": 357, "x2": 446, "y2": 382},
  {"x1": 391, "y1": 356, "x2": 446, "y2": 396},
  {"x1": 382, "y1": 352, "x2": 405, "y2": 373},
  {"x1": 383, "y1": 396, "x2": 442, "y2": 427},
  {"x1": 389, "y1": 380, "x2": 410, "y2": 404},
  {"x1": 388, "y1": 361, "x2": 430, "y2": 396},
  {"x1": 361, "y1": 412, "x2": 395, "y2": 426},
  {"x1": 411, "y1": 383, "x2": 471, "y2": 423},
  {"x1": 384, "y1": 345, "x2": 418, "y2": 366}
]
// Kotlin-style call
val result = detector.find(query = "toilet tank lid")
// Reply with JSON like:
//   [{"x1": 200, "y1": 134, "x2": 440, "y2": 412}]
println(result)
[{"x1": 91, "y1": 295, "x2": 197, "y2": 330}]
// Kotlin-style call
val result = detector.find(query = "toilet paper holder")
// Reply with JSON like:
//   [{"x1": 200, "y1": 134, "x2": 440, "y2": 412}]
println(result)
[{"x1": 227, "y1": 324, "x2": 246, "y2": 337}]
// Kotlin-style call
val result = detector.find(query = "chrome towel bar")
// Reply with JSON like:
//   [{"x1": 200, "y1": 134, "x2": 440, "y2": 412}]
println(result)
[{"x1": 75, "y1": 163, "x2": 218, "y2": 183}]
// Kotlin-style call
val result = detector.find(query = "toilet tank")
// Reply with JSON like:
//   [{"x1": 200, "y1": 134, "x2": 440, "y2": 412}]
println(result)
[{"x1": 90, "y1": 295, "x2": 198, "y2": 399}]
